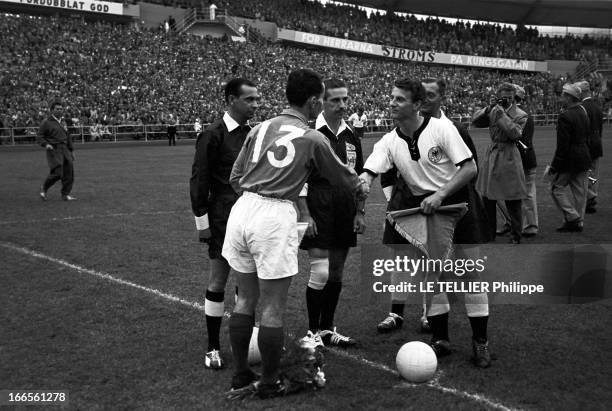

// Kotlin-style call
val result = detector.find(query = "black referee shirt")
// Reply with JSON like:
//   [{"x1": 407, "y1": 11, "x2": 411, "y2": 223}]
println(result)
[
  {"x1": 315, "y1": 113, "x2": 363, "y2": 175},
  {"x1": 190, "y1": 113, "x2": 250, "y2": 217}
]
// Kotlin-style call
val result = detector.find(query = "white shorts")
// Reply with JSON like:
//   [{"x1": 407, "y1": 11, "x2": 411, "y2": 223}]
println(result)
[{"x1": 222, "y1": 192, "x2": 299, "y2": 279}]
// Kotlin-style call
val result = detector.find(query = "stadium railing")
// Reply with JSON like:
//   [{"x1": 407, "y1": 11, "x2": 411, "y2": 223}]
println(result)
[{"x1": 1, "y1": 115, "x2": 610, "y2": 145}]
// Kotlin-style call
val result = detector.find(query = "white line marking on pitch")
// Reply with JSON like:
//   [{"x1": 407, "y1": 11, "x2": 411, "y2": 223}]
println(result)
[
  {"x1": 331, "y1": 349, "x2": 517, "y2": 411},
  {"x1": 0, "y1": 241, "x2": 204, "y2": 312},
  {"x1": 0, "y1": 210, "x2": 185, "y2": 226},
  {"x1": 1, "y1": 241, "x2": 519, "y2": 411}
]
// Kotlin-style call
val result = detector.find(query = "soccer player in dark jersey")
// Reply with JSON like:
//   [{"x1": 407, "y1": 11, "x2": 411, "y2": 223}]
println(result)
[
  {"x1": 298, "y1": 78, "x2": 365, "y2": 348},
  {"x1": 222, "y1": 69, "x2": 365, "y2": 398},
  {"x1": 190, "y1": 78, "x2": 260, "y2": 370}
]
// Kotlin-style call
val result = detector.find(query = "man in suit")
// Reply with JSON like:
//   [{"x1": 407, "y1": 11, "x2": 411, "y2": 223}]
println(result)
[
  {"x1": 575, "y1": 80, "x2": 604, "y2": 214},
  {"x1": 546, "y1": 83, "x2": 592, "y2": 232},
  {"x1": 37, "y1": 100, "x2": 76, "y2": 201}
]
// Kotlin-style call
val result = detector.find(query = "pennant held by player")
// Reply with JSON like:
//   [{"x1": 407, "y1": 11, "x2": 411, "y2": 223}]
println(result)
[{"x1": 386, "y1": 203, "x2": 468, "y2": 259}]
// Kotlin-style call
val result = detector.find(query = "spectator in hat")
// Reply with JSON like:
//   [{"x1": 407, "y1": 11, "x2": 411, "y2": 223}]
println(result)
[
  {"x1": 545, "y1": 83, "x2": 591, "y2": 232},
  {"x1": 575, "y1": 80, "x2": 604, "y2": 214}
]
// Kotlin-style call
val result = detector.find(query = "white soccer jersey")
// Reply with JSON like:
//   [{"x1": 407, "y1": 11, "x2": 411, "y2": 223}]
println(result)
[
  {"x1": 348, "y1": 112, "x2": 367, "y2": 128},
  {"x1": 364, "y1": 116, "x2": 472, "y2": 195}
]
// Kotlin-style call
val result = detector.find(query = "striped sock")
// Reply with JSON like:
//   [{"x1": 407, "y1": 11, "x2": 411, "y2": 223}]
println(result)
[{"x1": 204, "y1": 290, "x2": 224, "y2": 351}]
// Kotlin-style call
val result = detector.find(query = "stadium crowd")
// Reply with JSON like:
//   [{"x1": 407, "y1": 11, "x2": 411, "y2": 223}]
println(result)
[
  {"x1": 1, "y1": 13, "x2": 579, "y2": 136},
  {"x1": 124, "y1": 0, "x2": 612, "y2": 63},
  {"x1": 221, "y1": 0, "x2": 612, "y2": 62}
]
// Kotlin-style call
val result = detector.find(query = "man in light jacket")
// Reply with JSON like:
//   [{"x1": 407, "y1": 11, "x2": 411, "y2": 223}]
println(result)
[{"x1": 473, "y1": 82, "x2": 528, "y2": 244}]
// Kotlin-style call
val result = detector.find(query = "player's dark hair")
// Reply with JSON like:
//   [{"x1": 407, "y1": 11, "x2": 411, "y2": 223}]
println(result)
[
  {"x1": 394, "y1": 78, "x2": 426, "y2": 103},
  {"x1": 225, "y1": 78, "x2": 256, "y2": 103},
  {"x1": 323, "y1": 78, "x2": 346, "y2": 99},
  {"x1": 286, "y1": 69, "x2": 324, "y2": 107},
  {"x1": 422, "y1": 77, "x2": 447, "y2": 97}
]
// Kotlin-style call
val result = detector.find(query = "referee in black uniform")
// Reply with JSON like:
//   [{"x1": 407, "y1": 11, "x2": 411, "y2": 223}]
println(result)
[
  {"x1": 298, "y1": 78, "x2": 365, "y2": 348},
  {"x1": 190, "y1": 78, "x2": 260, "y2": 369}
]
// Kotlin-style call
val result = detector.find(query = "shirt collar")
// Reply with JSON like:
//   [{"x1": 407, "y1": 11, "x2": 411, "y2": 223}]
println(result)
[
  {"x1": 223, "y1": 112, "x2": 241, "y2": 132},
  {"x1": 281, "y1": 108, "x2": 309, "y2": 125},
  {"x1": 315, "y1": 112, "x2": 349, "y2": 137},
  {"x1": 395, "y1": 116, "x2": 431, "y2": 161},
  {"x1": 52, "y1": 115, "x2": 62, "y2": 124}
]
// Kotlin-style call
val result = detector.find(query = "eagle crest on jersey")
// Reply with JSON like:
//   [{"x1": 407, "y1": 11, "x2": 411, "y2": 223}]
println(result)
[{"x1": 428, "y1": 146, "x2": 443, "y2": 163}]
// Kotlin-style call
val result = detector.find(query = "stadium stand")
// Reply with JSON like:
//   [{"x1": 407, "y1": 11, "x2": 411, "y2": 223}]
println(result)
[
  {"x1": 197, "y1": 0, "x2": 611, "y2": 62},
  {"x1": 0, "y1": 14, "x2": 561, "y2": 132},
  {"x1": 1, "y1": 6, "x2": 610, "y2": 141},
  {"x1": 63, "y1": 0, "x2": 612, "y2": 62}
]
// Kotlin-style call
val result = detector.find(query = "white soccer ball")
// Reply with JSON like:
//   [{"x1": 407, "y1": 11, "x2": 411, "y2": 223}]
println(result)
[
  {"x1": 248, "y1": 326, "x2": 261, "y2": 365},
  {"x1": 396, "y1": 341, "x2": 437, "y2": 383}
]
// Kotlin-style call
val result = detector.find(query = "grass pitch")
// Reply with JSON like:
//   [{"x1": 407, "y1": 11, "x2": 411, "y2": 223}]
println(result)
[{"x1": 1, "y1": 128, "x2": 612, "y2": 410}]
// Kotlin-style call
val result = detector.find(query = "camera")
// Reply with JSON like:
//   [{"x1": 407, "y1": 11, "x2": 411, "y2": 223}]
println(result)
[{"x1": 496, "y1": 97, "x2": 510, "y2": 108}]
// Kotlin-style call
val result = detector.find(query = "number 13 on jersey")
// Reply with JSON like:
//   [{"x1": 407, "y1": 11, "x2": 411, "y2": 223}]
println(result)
[{"x1": 251, "y1": 122, "x2": 306, "y2": 168}]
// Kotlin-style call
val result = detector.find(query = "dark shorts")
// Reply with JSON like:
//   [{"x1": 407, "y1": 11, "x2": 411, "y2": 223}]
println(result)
[
  {"x1": 300, "y1": 186, "x2": 357, "y2": 250},
  {"x1": 354, "y1": 127, "x2": 364, "y2": 139},
  {"x1": 207, "y1": 192, "x2": 239, "y2": 259}
]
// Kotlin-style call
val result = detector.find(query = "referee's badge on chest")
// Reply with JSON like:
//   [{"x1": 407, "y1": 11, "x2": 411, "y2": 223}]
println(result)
[
  {"x1": 428, "y1": 146, "x2": 443, "y2": 164},
  {"x1": 346, "y1": 143, "x2": 357, "y2": 169}
]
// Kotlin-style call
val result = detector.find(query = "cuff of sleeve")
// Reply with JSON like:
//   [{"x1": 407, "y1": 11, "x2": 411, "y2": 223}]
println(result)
[
  {"x1": 299, "y1": 183, "x2": 308, "y2": 197},
  {"x1": 383, "y1": 186, "x2": 393, "y2": 202},
  {"x1": 194, "y1": 214, "x2": 209, "y2": 230},
  {"x1": 455, "y1": 156, "x2": 473, "y2": 167},
  {"x1": 363, "y1": 168, "x2": 378, "y2": 177}
]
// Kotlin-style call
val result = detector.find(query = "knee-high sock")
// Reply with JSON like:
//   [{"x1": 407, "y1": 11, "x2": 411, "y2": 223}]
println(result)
[
  {"x1": 465, "y1": 292, "x2": 489, "y2": 342},
  {"x1": 306, "y1": 286, "x2": 324, "y2": 332},
  {"x1": 204, "y1": 290, "x2": 224, "y2": 351},
  {"x1": 306, "y1": 258, "x2": 328, "y2": 332},
  {"x1": 427, "y1": 292, "x2": 451, "y2": 341},
  {"x1": 229, "y1": 313, "x2": 254, "y2": 374},
  {"x1": 390, "y1": 270, "x2": 409, "y2": 317},
  {"x1": 320, "y1": 281, "x2": 342, "y2": 331},
  {"x1": 258, "y1": 326, "x2": 284, "y2": 384}
]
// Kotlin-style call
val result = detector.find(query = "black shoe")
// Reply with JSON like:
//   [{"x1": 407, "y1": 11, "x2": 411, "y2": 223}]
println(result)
[
  {"x1": 230, "y1": 369, "x2": 259, "y2": 390},
  {"x1": 556, "y1": 221, "x2": 583, "y2": 232},
  {"x1": 319, "y1": 327, "x2": 356, "y2": 347},
  {"x1": 585, "y1": 207, "x2": 597, "y2": 214},
  {"x1": 430, "y1": 339, "x2": 452, "y2": 357},
  {"x1": 522, "y1": 231, "x2": 537, "y2": 238},
  {"x1": 472, "y1": 339, "x2": 492, "y2": 368},
  {"x1": 496, "y1": 225, "x2": 510, "y2": 236},
  {"x1": 510, "y1": 237, "x2": 520, "y2": 244},
  {"x1": 377, "y1": 313, "x2": 403, "y2": 333},
  {"x1": 255, "y1": 380, "x2": 290, "y2": 399}
]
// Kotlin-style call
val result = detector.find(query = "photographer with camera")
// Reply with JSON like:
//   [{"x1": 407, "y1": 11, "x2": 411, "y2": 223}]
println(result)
[
  {"x1": 496, "y1": 84, "x2": 539, "y2": 238},
  {"x1": 472, "y1": 83, "x2": 528, "y2": 244}
]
